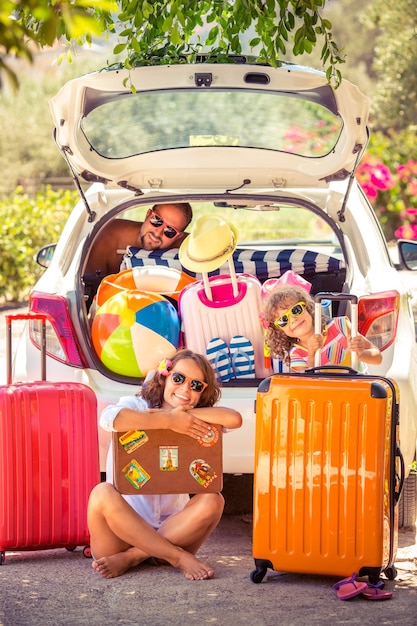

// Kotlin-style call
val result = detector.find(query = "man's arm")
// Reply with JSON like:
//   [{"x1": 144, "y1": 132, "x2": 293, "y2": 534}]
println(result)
[{"x1": 84, "y1": 220, "x2": 142, "y2": 276}]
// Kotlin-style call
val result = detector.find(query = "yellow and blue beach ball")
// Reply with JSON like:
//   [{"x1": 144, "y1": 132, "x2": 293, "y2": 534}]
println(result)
[{"x1": 92, "y1": 290, "x2": 180, "y2": 377}]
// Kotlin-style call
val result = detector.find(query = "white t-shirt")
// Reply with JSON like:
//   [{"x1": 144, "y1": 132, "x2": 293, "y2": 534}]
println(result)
[{"x1": 100, "y1": 395, "x2": 190, "y2": 529}]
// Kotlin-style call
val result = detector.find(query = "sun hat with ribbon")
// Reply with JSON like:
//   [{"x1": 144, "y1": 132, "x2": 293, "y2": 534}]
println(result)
[{"x1": 179, "y1": 215, "x2": 239, "y2": 273}]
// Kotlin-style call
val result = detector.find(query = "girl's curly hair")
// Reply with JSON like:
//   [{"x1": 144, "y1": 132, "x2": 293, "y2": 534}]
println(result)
[
  {"x1": 263, "y1": 286, "x2": 327, "y2": 365},
  {"x1": 139, "y1": 349, "x2": 221, "y2": 408}
]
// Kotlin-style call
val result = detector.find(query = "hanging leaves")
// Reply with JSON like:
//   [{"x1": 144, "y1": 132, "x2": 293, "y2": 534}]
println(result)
[{"x1": 1, "y1": 1, "x2": 344, "y2": 91}]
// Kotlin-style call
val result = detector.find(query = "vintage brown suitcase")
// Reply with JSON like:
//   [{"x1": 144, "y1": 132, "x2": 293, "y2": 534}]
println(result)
[{"x1": 112, "y1": 424, "x2": 223, "y2": 495}]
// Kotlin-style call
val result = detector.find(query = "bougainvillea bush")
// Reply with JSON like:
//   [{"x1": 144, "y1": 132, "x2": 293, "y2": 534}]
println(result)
[{"x1": 355, "y1": 126, "x2": 417, "y2": 242}]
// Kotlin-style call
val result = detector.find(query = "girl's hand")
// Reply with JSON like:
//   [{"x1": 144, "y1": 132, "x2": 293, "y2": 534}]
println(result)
[
  {"x1": 305, "y1": 333, "x2": 324, "y2": 367},
  {"x1": 348, "y1": 335, "x2": 365, "y2": 356},
  {"x1": 307, "y1": 333, "x2": 324, "y2": 354},
  {"x1": 149, "y1": 405, "x2": 211, "y2": 440}
]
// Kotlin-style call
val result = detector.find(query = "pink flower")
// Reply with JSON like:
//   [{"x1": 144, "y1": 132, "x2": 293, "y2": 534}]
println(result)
[
  {"x1": 361, "y1": 182, "x2": 378, "y2": 199},
  {"x1": 369, "y1": 163, "x2": 395, "y2": 191},
  {"x1": 406, "y1": 181, "x2": 417, "y2": 196},
  {"x1": 397, "y1": 164, "x2": 409, "y2": 180},
  {"x1": 398, "y1": 160, "x2": 417, "y2": 181},
  {"x1": 356, "y1": 160, "x2": 374, "y2": 180},
  {"x1": 284, "y1": 126, "x2": 309, "y2": 142},
  {"x1": 395, "y1": 224, "x2": 417, "y2": 240}
]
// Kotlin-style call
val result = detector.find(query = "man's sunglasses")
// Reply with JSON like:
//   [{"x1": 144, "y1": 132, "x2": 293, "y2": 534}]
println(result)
[
  {"x1": 149, "y1": 210, "x2": 180, "y2": 239},
  {"x1": 170, "y1": 371, "x2": 208, "y2": 393},
  {"x1": 273, "y1": 301, "x2": 307, "y2": 329}
]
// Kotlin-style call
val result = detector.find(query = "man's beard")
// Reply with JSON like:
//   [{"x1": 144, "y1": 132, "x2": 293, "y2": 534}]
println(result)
[{"x1": 140, "y1": 231, "x2": 162, "y2": 250}]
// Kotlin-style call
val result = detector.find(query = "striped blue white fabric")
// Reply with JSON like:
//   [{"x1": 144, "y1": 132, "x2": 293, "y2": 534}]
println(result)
[{"x1": 122, "y1": 247, "x2": 345, "y2": 281}]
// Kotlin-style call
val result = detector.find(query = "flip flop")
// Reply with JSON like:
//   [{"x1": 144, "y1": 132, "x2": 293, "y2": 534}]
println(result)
[
  {"x1": 230, "y1": 335, "x2": 255, "y2": 378},
  {"x1": 333, "y1": 573, "x2": 368, "y2": 600},
  {"x1": 362, "y1": 581, "x2": 392, "y2": 601},
  {"x1": 206, "y1": 338, "x2": 234, "y2": 382}
]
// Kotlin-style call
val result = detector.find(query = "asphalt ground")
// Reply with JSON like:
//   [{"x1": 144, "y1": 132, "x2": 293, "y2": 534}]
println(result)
[
  {"x1": 1, "y1": 304, "x2": 416, "y2": 625},
  {"x1": 0, "y1": 517, "x2": 416, "y2": 626}
]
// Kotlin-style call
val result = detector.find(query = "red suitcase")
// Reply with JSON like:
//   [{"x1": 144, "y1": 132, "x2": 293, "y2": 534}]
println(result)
[
  {"x1": 251, "y1": 294, "x2": 405, "y2": 584},
  {"x1": 0, "y1": 313, "x2": 100, "y2": 563}
]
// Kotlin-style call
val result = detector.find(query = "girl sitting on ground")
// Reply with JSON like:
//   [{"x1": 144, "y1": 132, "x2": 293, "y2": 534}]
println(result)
[
  {"x1": 87, "y1": 349, "x2": 242, "y2": 580},
  {"x1": 262, "y1": 285, "x2": 382, "y2": 372}
]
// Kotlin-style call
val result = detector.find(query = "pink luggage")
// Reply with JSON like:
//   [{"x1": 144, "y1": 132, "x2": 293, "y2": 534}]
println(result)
[
  {"x1": 0, "y1": 313, "x2": 100, "y2": 563},
  {"x1": 178, "y1": 265, "x2": 270, "y2": 380}
]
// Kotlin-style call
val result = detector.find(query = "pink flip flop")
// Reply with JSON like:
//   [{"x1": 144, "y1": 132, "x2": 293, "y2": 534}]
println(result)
[
  {"x1": 362, "y1": 581, "x2": 393, "y2": 600},
  {"x1": 333, "y1": 573, "x2": 368, "y2": 600}
]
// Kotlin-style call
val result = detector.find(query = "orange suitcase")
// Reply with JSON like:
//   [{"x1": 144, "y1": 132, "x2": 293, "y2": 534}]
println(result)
[{"x1": 251, "y1": 369, "x2": 404, "y2": 584}]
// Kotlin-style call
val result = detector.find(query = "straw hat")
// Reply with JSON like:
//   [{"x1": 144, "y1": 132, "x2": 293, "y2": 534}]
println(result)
[{"x1": 179, "y1": 215, "x2": 239, "y2": 273}]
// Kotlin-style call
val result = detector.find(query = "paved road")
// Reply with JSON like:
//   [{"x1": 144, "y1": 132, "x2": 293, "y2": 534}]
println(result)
[
  {"x1": 1, "y1": 303, "x2": 416, "y2": 625},
  {"x1": 1, "y1": 517, "x2": 416, "y2": 626}
]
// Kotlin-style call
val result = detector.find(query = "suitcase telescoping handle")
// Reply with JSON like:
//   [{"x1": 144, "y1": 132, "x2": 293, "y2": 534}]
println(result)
[
  {"x1": 201, "y1": 258, "x2": 239, "y2": 301},
  {"x1": 5, "y1": 313, "x2": 48, "y2": 384},
  {"x1": 314, "y1": 293, "x2": 358, "y2": 370}
]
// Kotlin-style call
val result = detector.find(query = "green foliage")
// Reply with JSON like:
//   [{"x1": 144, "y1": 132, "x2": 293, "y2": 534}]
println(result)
[
  {"x1": 0, "y1": 187, "x2": 77, "y2": 302},
  {"x1": 0, "y1": 0, "x2": 117, "y2": 91},
  {"x1": 356, "y1": 126, "x2": 417, "y2": 242},
  {"x1": 113, "y1": 0, "x2": 344, "y2": 86},
  {"x1": 1, "y1": 1, "x2": 345, "y2": 90},
  {"x1": 362, "y1": 0, "x2": 417, "y2": 130}
]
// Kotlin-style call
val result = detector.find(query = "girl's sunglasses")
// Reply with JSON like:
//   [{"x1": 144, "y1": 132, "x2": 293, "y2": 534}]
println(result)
[
  {"x1": 149, "y1": 210, "x2": 180, "y2": 239},
  {"x1": 273, "y1": 301, "x2": 306, "y2": 328},
  {"x1": 170, "y1": 371, "x2": 208, "y2": 393}
]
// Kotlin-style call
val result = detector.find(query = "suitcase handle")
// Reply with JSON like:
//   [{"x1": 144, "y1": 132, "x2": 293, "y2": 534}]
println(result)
[
  {"x1": 305, "y1": 365, "x2": 360, "y2": 376},
  {"x1": 395, "y1": 443, "x2": 405, "y2": 505},
  {"x1": 5, "y1": 313, "x2": 48, "y2": 384},
  {"x1": 314, "y1": 293, "x2": 358, "y2": 370},
  {"x1": 202, "y1": 258, "x2": 238, "y2": 301}
]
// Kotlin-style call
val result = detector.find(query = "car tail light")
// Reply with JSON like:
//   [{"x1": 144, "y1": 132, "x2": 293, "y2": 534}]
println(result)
[
  {"x1": 29, "y1": 292, "x2": 85, "y2": 367},
  {"x1": 358, "y1": 291, "x2": 400, "y2": 351}
]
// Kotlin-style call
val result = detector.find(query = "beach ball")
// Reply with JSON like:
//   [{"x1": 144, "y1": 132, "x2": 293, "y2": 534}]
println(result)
[
  {"x1": 96, "y1": 267, "x2": 196, "y2": 308},
  {"x1": 92, "y1": 290, "x2": 180, "y2": 377}
]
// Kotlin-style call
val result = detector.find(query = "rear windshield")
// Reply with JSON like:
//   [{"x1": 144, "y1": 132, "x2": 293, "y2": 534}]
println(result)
[{"x1": 81, "y1": 88, "x2": 343, "y2": 159}]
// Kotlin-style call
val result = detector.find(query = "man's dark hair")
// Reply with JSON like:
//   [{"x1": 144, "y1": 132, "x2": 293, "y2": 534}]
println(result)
[
  {"x1": 152, "y1": 203, "x2": 193, "y2": 229},
  {"x1": 177, "y1": 203, "x2": 193, "y2": 228}
]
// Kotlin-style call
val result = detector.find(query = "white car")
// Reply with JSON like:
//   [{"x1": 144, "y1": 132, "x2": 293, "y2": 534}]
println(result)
[{"x1": 14, "y1": 60, "x2": 417, "y2": 524}]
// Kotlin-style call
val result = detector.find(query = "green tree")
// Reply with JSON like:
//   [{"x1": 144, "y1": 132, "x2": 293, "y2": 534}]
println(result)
[
  {"x1": 0, "y1": 0, "x2": 117, "y2": 90},
  {"x1": 362, "y1": 0, "x2": 417, "y2": 131},
  {"x1": 1, "y1": 0, "x2": 345, "y2": 90},
  {"x1": 268, "y1": 0, "x2": 377, "y2": 105}
]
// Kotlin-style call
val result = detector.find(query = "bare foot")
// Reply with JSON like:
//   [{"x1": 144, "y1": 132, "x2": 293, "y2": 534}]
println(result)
[
  {"x1": 176, "y1": 550, "x2": 215, "y2": 581},
  {"x1": 92, "y1": 550, "x2": 142, "y2": 579}
]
